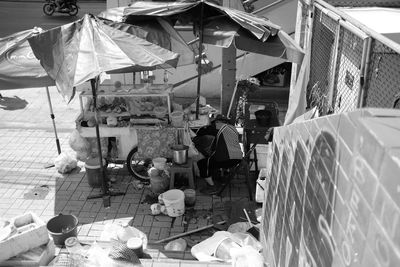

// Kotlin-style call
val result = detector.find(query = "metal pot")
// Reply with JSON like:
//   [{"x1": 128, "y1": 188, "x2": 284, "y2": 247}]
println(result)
[{"x1": 171, "y1": 144, "x2": 189, "y2": 165}]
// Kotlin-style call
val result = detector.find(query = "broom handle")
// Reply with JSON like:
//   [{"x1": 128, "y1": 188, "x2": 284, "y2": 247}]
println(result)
[
  {"x1": 243, "y1": 209, "x2": 253, "y2": 227},
  {"x1": 154, "y1": 220, "x2": 226, "y2": 244}
]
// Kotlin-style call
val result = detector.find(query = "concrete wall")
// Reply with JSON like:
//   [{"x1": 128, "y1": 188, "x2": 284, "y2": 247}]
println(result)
[{"x1": 261, "y1": 108, "x2": 400, "y2": 266}]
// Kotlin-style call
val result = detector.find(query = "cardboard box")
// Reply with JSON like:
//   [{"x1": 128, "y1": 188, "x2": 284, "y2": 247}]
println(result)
[
  {"x1": 0, "y1": 239, "x2": 55, "y2": 267},
  {"x1": 0, "y1": 212, "x2": 49, "y2": 262}
]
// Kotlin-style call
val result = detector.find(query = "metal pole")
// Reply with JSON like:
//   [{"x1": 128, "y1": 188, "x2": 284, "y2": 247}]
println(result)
[
  {"x1": 46, "y1": 86, "x2": 61, "y2": 154},
  {"x1": 195, "y1": 1, "x2": 205, "y2": 119},
  {"x1": 90, "y1": 78, "x2": 110, "y2": 206}
]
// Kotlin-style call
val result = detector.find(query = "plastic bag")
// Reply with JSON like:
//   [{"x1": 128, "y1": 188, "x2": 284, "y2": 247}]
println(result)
[
  {"x1": 69, "y1": 129, "x2": 90, "y2": 153},
  {"x1": 231, "y1": 232, "x2": 263, "y2": 252},
  {"x1": 183, "y1": 124, "x2": 199, "y2": 158},
  {"x1": 230, "y1": 245, "x2": 264, "y2": 267},
  {"x1": 54, "y1": 152, "x2": 77, "y2": 174},
  {"x1": 69, "y1": 129, "x2": 90, "y2": 161},
  {"x1": 86, "y1": 137, "x2": 108, "y2": 158},
  {"x1": 100, "y1": 223, "x2": 148, "y2": 250}
]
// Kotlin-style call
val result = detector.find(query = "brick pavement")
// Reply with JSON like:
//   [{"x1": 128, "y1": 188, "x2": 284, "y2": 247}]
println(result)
[{"x1": 0, "y1": 87, "x2": 253, "y2": 266}]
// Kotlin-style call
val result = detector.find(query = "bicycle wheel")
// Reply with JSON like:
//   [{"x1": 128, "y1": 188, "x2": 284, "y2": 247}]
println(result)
[
  {"x1": 43, "y1": 4, "x2": 55, "y2": 16},
  {"x1": 126, "y1": 147, "x2": 152, "y2": 182},
  {"x1": 68, "y1": 4, "x2": 79, "y2": 16}
]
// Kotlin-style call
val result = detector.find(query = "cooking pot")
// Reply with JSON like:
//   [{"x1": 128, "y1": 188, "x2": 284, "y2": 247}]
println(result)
[{"x1": 170, "y1": 144, "x2": 188, "y2": 165}]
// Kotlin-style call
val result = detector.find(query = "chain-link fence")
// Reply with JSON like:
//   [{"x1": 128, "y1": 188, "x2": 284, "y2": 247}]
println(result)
[
  {"x1": 325, "y1": 0, "x2": 400, "y2": 7},
  {"x1": 331, "y1": 26, "x2": 364, "y2": 113},
  {"x1": 307, "y1": 8, "x2": 339, "y2": 114},
  {"x1": 364, "y1": 40, "x2": 400, "y2": 108},
  {"x1": 306, "y1": 1, "x2": 400, "y2": 114}
]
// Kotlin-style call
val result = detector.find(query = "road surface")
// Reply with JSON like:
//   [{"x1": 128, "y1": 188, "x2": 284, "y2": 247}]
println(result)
[{"x1": 0, "y1": 1, "x2": 106, "y2": 37}]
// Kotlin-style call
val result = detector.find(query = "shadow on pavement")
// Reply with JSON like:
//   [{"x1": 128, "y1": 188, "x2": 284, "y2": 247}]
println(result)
[{"x1": 0, "y1": 95, "x2": 28, "y2": 110}]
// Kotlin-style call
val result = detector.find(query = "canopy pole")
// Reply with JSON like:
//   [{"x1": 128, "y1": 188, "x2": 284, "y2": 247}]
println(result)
[
  {"x1": 86, "y1": 77, "x2": 125, "y2": 208},
  {"x1": 195, "y1": 2, "x2": 205, "y2": 119},
  {"x1": 46, "y1": 86, "x2": 61, "y2": 155}
]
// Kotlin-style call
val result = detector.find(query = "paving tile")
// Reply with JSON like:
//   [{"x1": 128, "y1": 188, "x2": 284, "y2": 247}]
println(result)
[
  {"x1": 149, "y1": 227, "x2": 161, "y2": 241},
  {"x1": 0, "y1": 126, "x2": 258, "y2": 265},
  {"x1": 132, "y1": 214, "x2": 144, "y2": 226},
  {"x1": 143, "y1": 215, "x2": 154, "y2": 227}
]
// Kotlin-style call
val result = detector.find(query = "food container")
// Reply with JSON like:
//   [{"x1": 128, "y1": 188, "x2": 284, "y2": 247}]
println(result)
[
  {"x1": 170, "y1": 144, "x2": 188, "y2": 165},
  {"x1": 170, "y1": 111, "x2": 184, "y2": 127}
]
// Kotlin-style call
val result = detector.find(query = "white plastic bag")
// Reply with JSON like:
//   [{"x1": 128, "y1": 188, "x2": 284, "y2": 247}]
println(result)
[
  {"x1": 69, "y1": 129, "x2": 91, "y2": 161},
  {"x1": 183, "y1": 123, "x2": 199, "y2": 158},
  {"x1": 54, "y1": 152, "x2": 77, "y2": 174},
  {"x1": 99, "y1": 223, "x2": 148, "y2": 250},
  {"x1": 230, "y1": 245, "x2": 264, "y2": 267}
]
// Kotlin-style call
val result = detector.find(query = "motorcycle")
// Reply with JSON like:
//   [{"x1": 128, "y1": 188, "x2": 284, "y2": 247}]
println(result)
[{"x1": 43, "y1": 0, "x2": 79, "y2": 16}]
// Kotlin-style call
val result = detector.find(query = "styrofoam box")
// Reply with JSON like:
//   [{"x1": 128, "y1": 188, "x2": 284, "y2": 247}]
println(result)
[
  {"x1": 0, "y1": 239, "x2": 55, "y2": 267},
  {"x1": 0, "y1": 212, "x2": 49, "y2": 262}
]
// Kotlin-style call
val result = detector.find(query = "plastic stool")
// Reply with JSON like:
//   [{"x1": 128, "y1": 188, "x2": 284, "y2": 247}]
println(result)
[{"x1": 169, "y1": 158, "x2": 195, "y2": 189}]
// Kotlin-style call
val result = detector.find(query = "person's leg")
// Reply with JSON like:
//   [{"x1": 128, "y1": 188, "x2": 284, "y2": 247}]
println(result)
[
  {"x1": 212, "y1": 159, "x2": 242, "y2": 184},
  {"x1": 197, "y1": 157, "x2": 219, "y2": 194}
]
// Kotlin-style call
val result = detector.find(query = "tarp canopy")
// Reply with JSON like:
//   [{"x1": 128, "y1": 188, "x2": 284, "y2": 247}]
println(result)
[
  {"x1": 99, "y1": 10, "x2": 194, "y2": 66},
  {"x1": 0, "y1": 16, "x2": 191, "y2": 92},
  {"x1": 0, "y1": 28, "x2": 55, "y2": 89},
  {"x1": 120, "y1": 0, "x2": 304, "y2": 63},
  {"x1": 28, "y1": 14, "x2": 180, "y2": 102}
]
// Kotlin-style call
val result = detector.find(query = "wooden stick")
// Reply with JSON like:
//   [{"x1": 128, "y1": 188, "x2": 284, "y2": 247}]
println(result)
[
  {"x1": 243, "y1": 209, "x2": 253, "y2": 227},
  {"x1": 154, "y1": 220, "x2": 226, "y2": 244}
]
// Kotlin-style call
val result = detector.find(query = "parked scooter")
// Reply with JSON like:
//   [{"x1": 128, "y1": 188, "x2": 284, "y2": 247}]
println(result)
[{"x1": 43, "y1": 0, "x2": 79, "y2": 16}]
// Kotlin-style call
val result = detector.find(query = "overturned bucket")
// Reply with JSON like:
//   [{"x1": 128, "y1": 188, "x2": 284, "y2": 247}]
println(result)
[{"x1": 47, "y1": 213, "x2": 78, "y2": 246}]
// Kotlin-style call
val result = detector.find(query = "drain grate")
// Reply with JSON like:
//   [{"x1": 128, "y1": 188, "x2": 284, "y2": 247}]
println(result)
[{"x1": 24, "y1": 185, "x2": 50, "y2": 200}]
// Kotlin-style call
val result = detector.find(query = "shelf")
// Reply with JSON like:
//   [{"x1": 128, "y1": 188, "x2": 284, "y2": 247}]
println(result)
[
  {"x1": 84, "y1": 111, "x2": 131, "y2": 117},
  {"x1": 78, "y1": 125, "x2": 131, "y2": 137},
  {"x1": 81, "y1": 84, "x2": 173, "y2": 96}
]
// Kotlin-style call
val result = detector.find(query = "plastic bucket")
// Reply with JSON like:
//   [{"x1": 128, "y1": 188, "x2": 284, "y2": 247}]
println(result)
[
  {"x1": 159, "y1": 189, "x2": 185, "y2": 217},
  {"x1": 170, "y1": 111, "x2": 184, "y2": 127},
  {"x1": 184, "y1": 189, "x2": 196, "y2": 207},
  {"x1": 85, "y1": 158, "x2": 106, "y2": 188},
  {"x1": 47, "y1": 214, "x2": 78, "y2": 247}
]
